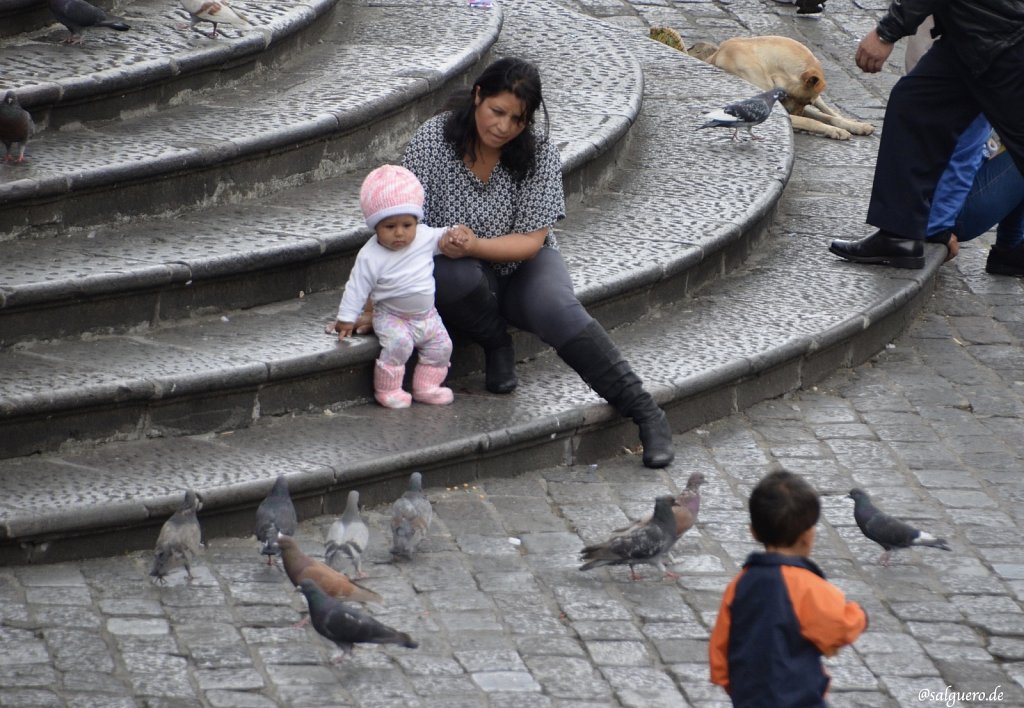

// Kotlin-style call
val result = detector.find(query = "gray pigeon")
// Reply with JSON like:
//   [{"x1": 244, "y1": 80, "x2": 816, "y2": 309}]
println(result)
[
  {"x1": 0, "y1": 92, "x2": 35, "y2": 164},
  {"x1": 849, "y1": 488, "x2": 951, "y2": 566},
  {"x1": 49, "y1": 0, "x2": 130, "y2": 44},
  {"x1": 297, "y1": 579, "x2": 417, "y2": 662},
  {"x1": 325, "y1": 490, "x2": 369, "y2": 578},
  {"x1": 390, "y1": 472, "x2": 432, "y2": 559},
  {"x1": 150, "y1": 489, "x2": 203, "y2": 583},
  {"x1": 255, "y1": 475, "x2": 297, "y2": 564},
  {"x1": 580, "y1": 495, "x2": 680, "y2": 580},
  {"x1": 697, "y1": 88, "x2": 787, "y2": 141}
]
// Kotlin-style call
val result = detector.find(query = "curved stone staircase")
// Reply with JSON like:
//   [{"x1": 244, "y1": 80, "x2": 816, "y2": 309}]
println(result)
[{"x1": 0, "y1": 0, "x2": 946, "y2": 564}]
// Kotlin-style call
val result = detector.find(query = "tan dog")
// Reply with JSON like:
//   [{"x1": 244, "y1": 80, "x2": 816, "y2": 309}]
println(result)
[
  {"x1": 706, "y1": 36, "x2": 875, "y2": 140},
  {"x1": 649, "y1": 28, "x2": 874, "y2": 140}
]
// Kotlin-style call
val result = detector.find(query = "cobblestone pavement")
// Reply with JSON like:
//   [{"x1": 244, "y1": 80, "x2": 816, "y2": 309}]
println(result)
[{"x1": 3, "y1": 1, "x2": 1024, "y2": 706}]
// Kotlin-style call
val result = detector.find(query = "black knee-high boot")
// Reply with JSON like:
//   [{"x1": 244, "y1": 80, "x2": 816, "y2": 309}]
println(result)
[
  {"x1": 437, "y1": 278, "x2": 517, "y2": 394},
  {"x1": 556, "y1": 321, "x2": 675, "y2": 469}
]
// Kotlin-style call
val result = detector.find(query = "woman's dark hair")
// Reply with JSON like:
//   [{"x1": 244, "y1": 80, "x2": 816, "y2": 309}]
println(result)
[
  {"x1": 748, "y1": 470, "x2": 820, "y2": 547},
  {"x1": 442, "y1": 57, "x2": 549, "y2": 181}
]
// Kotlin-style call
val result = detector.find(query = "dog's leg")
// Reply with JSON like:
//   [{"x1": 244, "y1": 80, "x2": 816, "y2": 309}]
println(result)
[
  {"x1": 790, "y1": 114, "x2": 852, "y2": 140},
  {"x1": 809, "y1": 98, "x2": 875, "y2": 135}
]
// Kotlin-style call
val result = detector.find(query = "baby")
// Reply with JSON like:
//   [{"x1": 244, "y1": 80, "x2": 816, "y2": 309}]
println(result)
[{"x1": 326, "y1": 164, "x2": 458, "y2": 408}]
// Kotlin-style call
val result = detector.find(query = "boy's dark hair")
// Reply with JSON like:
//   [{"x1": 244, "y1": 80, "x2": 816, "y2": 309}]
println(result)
[
  {"x1": 749, "y1": 470, "x2": 820, "y2": 547},
  {"x1": 441, "y1": 57, "x2": 549, "y2": 182}
]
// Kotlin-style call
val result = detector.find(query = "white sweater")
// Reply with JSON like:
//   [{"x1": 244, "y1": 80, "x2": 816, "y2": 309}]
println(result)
[{"x1": 336, "y1": 224, "x2": 447, "y2": 322}]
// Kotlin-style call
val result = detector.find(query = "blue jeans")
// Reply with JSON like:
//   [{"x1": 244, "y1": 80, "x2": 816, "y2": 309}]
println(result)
[{"x1": 954, "y1": 151, "x2": 1024, "y2": 248}]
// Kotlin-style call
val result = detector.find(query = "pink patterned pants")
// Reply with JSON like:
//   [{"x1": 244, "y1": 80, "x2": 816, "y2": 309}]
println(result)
[{"x1": 373, "y1": 305, "x2": 453, "y2": 368}]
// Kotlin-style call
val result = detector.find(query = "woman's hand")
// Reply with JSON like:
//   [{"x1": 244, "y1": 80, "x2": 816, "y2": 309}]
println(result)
[
  {"x1": 440, "y1": 225, "x2": 478, "y2": 259},
  {"x1": 354, "y1": 306, "x2": 374, "y2": 334}
]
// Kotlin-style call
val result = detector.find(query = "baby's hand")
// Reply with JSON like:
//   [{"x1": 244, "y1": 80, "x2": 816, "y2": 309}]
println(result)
[{"x1": 325, "y1": 320, "x2": 355, "y2": 340}]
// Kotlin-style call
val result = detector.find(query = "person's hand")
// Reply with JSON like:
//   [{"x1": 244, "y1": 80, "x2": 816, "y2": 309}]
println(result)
[
  {"x1": 325, "y1": 320, "x2": 356, "y2": 340},
  {"x1": 440, "y1": 225, "x2": 477, "y2": 259},
  {"x1": 944, "y1": 233, "x2": 959, "y2": 262},
  {"x1": 856, "y1": 30, "x2": 894, "y2": 73}
]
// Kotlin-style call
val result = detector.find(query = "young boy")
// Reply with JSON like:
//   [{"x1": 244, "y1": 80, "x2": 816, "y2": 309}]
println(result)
[
  {"x1": 326, "y1": 165, "x2": 458, "y2": 408},
  {"x1": 709, "y1": 470, "x2": 867, "y2": 707}
]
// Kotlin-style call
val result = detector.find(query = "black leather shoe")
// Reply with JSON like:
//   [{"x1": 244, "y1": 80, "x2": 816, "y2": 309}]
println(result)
[
  {"x1": 829, "y1": 230, "x2": 925, "y2": 269},
  {"x1": 986, "y1": 244, "x2": 1024, "y2": 276},
  {"x1": 484, "y1": 345, "x2": 517, "y2": 394}
]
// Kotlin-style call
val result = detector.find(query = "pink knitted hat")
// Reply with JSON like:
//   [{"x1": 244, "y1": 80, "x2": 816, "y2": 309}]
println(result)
[{"x1": 359, "y1": 165, "x2": 425, "y2": 229}]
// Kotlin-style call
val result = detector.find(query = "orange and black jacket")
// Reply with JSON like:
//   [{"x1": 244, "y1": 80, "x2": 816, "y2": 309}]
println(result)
[{"x1": 709, "y1": 553, "x2": 867, "y2": 707}]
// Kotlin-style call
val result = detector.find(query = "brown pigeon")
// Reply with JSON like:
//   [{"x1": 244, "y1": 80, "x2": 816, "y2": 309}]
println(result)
[
  {"x1": 277, "y1": 534, "x2": 383, "y2": 607},
  {"x1": 0, "y1": 92, "x2": 34, "y2": 164},
  {"x1": 614, "y1": 471, "x2": 707, "y2": 540}
]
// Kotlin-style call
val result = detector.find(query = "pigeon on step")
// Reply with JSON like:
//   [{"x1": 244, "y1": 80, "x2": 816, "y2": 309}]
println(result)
[
  {"x1": 390, "y1": 472, "x2": 432, "y2": 559},
  {"x1": 49, "y1": 0, "x2": 130, "y2": 44},
  {"x1": 325, "y1": 490, "x2": 369, "y2": 578},
  {"x1": 297, "y1": 579, "x2": 417, "y2": 662},
  {"x1": 150, "y1": 489, "x2": 203, "y2": 583},
  {"x1": 178, "y1": 0, "x2": 251, "y2": 38},
  {"x1": 697, "y1": 88, "x2": 787, "y2": 141},
  {"x1": 0, "y1": 92, "x2": 34, "y2": 164},
  {"x1": 848, "y1": 487, "x2": 951, "y2": 566},
  {"x1": 278, "y1": 533, "x2": 383, "y2": 606},
  {"x1": 580, "y1": 495, "x2": 679, "y2": 580},
  {"x1": 255, "y1": 475, "x2": 297, "y2": 564}
]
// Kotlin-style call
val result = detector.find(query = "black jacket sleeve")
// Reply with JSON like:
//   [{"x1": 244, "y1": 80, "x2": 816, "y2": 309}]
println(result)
[{"x1": 876, "y1": 0, "x2": 943, "y2": 43}]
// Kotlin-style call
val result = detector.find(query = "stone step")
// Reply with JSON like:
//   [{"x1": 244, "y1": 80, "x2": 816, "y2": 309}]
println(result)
[
  {"x1": 0, "y1": 0, "x2": 500, "y2": 238},
  {"x1": 0, "y1": 0, "x2": 645, "y2": 345},
  {"x1": 0, "y1": 0, "x2": 52, "y2": 36},
  {"x1": 0, "y1": 17, "x2": 783, "y2": 459},
  {"x1": 0, "y1": 0, "x2": 336, "y2": 127},
  {"x1": 0, "y1": 217, "x2": 945, "y2": 563}
]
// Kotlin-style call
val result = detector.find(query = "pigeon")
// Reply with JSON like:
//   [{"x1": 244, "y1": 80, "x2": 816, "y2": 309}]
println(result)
[
  {"x1": 580, "y1": 495, "x2": 680, "y2": 580},
  {"x1": 297, "y1": 579, "x2": 417, "y2": 662},
  {"x1": 278, "y1": 533, "x2": 383, "y2": 607},
  {"x1": 325, "y1": 490, "x2": 369, "y2": 578},
  {"x1": 614, "y1": 471, "x2": 707, "y2": 540},
  {"x1": 178, "y1": 0, "x2": 252, "y2": 38},
  {"x1": 49, "y1": 0, "x2": 130, "y2": 44},
  {"x1": 255, "y1": 475, "x2": 297, "y2": 564},
  {"x1": 150, "y1": 489, "x2": 203, "y2": 583},
  {"x1": 390, "y1": 472, "x2": 432, "y2": 559},
  {"x1": 848, "y1": 488, "x2": 951, "y2": 566},
  {"x1": 696, "y1": 88, "x2": 787, "y2": 141},
  {"x1": 0, "y1": 92, "x2": 35, "y2": 164}
]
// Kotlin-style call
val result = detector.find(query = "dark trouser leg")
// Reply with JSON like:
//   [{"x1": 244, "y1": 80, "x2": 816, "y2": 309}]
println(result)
[
  {"x1": 866, "y1": 39, "x2": 981, "y2": 240},
  {"x1": 433, "y1": 256, "x2": 516, "y2": 393},
  {"x1": 502, "y1": 249, "x2": 674, "y2": 469}
]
